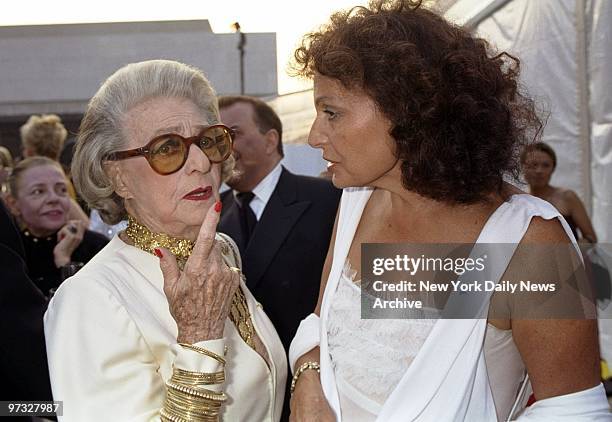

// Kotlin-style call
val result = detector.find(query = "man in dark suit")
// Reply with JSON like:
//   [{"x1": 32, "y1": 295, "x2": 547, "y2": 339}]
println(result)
[
  {"x1": 218, "y1": 96, "x2": 340, "y2": 420},
  {"x1": 0, "y1": 200, "x2": 53, "y2": 413},
  {"x1": 218, "y1": 96, "x2": 341, "y2": 354}
]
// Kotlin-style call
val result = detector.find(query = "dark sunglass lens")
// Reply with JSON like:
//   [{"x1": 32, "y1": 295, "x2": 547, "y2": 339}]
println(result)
[
  {"x1": 200, "y1": 126, "x2": 232, "y2": 163},
  {"x1": 149, "y1": 135, "x2": 186, "y2": 173}
]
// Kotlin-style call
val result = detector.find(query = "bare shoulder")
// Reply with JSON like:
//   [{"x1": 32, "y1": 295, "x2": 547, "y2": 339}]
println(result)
[{"x1": 560, "y1": 188, "x2": 582, "y2": 203}]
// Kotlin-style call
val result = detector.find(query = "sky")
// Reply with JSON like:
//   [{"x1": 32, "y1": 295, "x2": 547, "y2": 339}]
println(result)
[{"x1": 0, "y1": 0, "x2": 369, "y2": 94}]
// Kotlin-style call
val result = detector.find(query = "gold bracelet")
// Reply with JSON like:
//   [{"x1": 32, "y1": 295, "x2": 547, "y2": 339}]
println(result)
[
  {"x1": 178, "y1": 343, "x2": 226, "y2": 365},
  {"x1": 166, "y1": 381, "x2": 227, "y2": 402},
  {"x1": 162, "y1": 381, "x2": 227, "y2": 422},
  {"x1": 290, "y1": 361, "x2": 320, "y2": 395},
  {"x1": 171, "y1": 367, "x2": 226, "y2": 386},
  {"x1": 162, "y1": 393, "x2": 224, "y2": 422},
  {"x1": 161, "y1": 406, "x2": 220, "y2": 422},
  {"x1": 164, "y1": 392, "x2": 222, "y2": 419},
  {"x1": 165, "y1": 389, "x2": 224, "y2": 414},
  {"x1": 163, "y1": 401, "x2": 220, "y2": 421}
]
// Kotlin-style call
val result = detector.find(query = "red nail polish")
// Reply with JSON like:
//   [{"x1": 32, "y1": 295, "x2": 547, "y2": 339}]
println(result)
[
  {"x1": 214, "y1": 201, "x2": 222, "y2": 213},
  {"x1": 154, "y1": 248, "x2": 163, "y2": 258}
]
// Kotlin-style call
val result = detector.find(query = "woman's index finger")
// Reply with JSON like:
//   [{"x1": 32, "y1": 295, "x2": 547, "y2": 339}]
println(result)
[{"x1": 188, "y1": 202, "x2": 221, "y2": 264}]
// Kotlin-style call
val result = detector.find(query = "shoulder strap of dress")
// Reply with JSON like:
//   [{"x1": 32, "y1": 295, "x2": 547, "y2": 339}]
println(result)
[{"x1": 476, "y1": 194, "x2": 574, "y2": 244}]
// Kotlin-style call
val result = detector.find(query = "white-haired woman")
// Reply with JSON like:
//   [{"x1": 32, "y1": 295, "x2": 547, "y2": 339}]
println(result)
[{"x1": 44, "y1": 60, "x2": 286, "y2": 421}]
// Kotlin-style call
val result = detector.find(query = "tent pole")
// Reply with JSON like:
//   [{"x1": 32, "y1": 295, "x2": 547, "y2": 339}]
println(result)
[
  {"x1": 464, "y1": 0, "x2": 512, "y2": 30},
  {"x1": 575, "y1": 0, "x2": 593, "y2": 215}
]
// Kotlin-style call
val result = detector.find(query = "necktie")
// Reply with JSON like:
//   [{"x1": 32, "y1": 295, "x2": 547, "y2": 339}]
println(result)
[{"x1": 236, "y1": 191, "x2": 257, "y2": 250}]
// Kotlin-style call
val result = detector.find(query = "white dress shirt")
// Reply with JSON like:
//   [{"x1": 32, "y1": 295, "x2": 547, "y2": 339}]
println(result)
[{"x1": 234, "y1": 162, "x2": 282, "y2": 220}]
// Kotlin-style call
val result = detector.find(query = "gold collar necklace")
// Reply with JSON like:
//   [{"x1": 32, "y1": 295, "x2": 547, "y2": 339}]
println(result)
[{"x1": 125, "y1": 216, "x2": 194, "y2": 267}]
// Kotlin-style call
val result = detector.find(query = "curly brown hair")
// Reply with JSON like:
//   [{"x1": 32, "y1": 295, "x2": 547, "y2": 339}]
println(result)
[{"x1": 293, "y1": 0, "x2": 542, "y2": 203}]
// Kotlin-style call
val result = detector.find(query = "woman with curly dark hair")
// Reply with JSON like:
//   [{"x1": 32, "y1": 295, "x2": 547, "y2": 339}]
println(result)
[{"x1": 287, "y1": 1, "x2": 608, "y2": 421}]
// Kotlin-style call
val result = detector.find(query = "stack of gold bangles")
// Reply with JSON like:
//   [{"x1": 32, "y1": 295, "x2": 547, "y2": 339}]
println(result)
[{"x1": 160, "y1": 344, "x2": 228, "y2": 421}]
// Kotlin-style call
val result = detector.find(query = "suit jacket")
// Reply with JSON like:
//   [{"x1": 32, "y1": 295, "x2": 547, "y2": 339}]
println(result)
[
  {"x1": 0, "y1": 200, "x2": 53, "y2": 404},
  {"x1": 218, "y1": 168, "x2": 341, "y2": 352}
]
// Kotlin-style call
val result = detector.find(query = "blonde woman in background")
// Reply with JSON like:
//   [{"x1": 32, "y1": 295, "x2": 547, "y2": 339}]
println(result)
[
  {"x1": 0, "y1": 146, "x2": 13, "y2": 197},
  {"x1": 5, "y1": 156, "x2": 108, "y2": 297},
  {"x1": 20, "y1": 114, "x2": 89, "y2": 226}
]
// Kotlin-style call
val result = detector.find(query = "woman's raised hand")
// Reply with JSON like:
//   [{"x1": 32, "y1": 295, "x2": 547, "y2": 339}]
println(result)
[
  {"x1": 159, "y1": 202, "x2": 241, "y2": 344},
  {"x1": 53, "y1": 219, "x2": 85, "y2": 267}
]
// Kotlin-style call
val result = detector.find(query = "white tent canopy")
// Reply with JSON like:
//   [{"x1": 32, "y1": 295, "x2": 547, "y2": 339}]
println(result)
[{"x1": 443, "y1": 0, "x2": 612, "y2": 243}]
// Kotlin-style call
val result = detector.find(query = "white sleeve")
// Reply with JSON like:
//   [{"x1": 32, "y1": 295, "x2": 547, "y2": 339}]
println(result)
[
  {"x1": 44, "y1": 278, "x2": 225, "y2": 422},
  {"x1": 288, "y1": 313, "x2": 321, "y2": 374},
  {"x1": 515, "y1": 383, "x2": 611, "y2": 421}
]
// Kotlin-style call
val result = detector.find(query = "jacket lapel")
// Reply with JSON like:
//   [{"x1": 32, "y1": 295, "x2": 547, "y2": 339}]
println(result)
[{"x1": 242, "y1": 169, "x2": 310, "y2": 289}]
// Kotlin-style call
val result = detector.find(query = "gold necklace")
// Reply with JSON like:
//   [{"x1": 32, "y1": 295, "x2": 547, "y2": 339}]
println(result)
[
  {"x1": 125, "y1": 216, "x2": 194, "y2": 269},
  {"x1": 125, "y1": 215, "x2": 256, "y2": 350}
]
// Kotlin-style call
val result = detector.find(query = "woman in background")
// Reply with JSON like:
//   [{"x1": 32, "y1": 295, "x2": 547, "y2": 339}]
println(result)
[
  {"x1": 6, "y1": 156, "x2": 108, "y2": 296},
  {"x1": 0, "y1": 145, "x2": 13, "y2": 197},
  {"x1": 20, "y1": 113, "x2": 90, "y2": 226},
  {"x1": 522, "y1": 142, "x2": 597, "y2": 243}
]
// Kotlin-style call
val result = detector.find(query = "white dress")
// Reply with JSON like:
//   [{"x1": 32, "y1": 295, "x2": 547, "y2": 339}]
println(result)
[
  {"x1": 327, "y1": 261, "x2": 525, "y2": 421},
  {"x1": 44, "y1": 234, "x2": 287, "y2": 421},
  {"x1": 290, "y1": 187, "x2": 610, "y2": 421}
]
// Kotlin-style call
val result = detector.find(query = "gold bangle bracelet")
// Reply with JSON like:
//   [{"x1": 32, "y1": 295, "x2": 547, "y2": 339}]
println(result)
[
  {"x1": 290, "y1": 361, "x2": 321, "y2": 395},
  {"x1": 165, "y1": 391, "x2": 223, "y2": 412},
  {"x1": 166, "y1": 381, "x2": 227, "y2": 402},
  {"x1": 171, "y1": 374, "x2": 225, "y2": 386},
  {"x1": 164, "y1": 396, "x2": 221, "y2": 420},
  {"x1": 165, "y1": 392, "x2": 223, "y2": 416},
  {"x1": 160, "y1": 407, "x2": 219, "y2": 422},
  {"x1": 171, "y1": 375, "x2": 225, "y2": 387},
  {"x1": 163, "y1": 384, "x2": 225, "y2": 422},
  {"x1": 173, "y1": 366, "x2": 225, "y2": 384},
  {"x1": 178, "y1": 343, "x2": 226, "y2": 365}
]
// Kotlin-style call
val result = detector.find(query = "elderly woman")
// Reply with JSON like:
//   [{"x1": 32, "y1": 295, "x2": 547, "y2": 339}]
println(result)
[
  {"x1": 44, "y1": 60, "x2": 286, "y2": 421},
  {"x1": 288, "y1": 1, "x2": 608, "y2": 421},
  {"x1": 522, "y1": 142, "x2": 597, "y2": 243},
  {"x1": 6, "y1": 156, "x2": 108, "y2": 296}
]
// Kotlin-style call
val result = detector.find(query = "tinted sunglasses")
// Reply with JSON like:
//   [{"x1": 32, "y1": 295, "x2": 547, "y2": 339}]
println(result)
[{"x1": 106, "y1": 124, "x2": 233, "y2": 175}]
